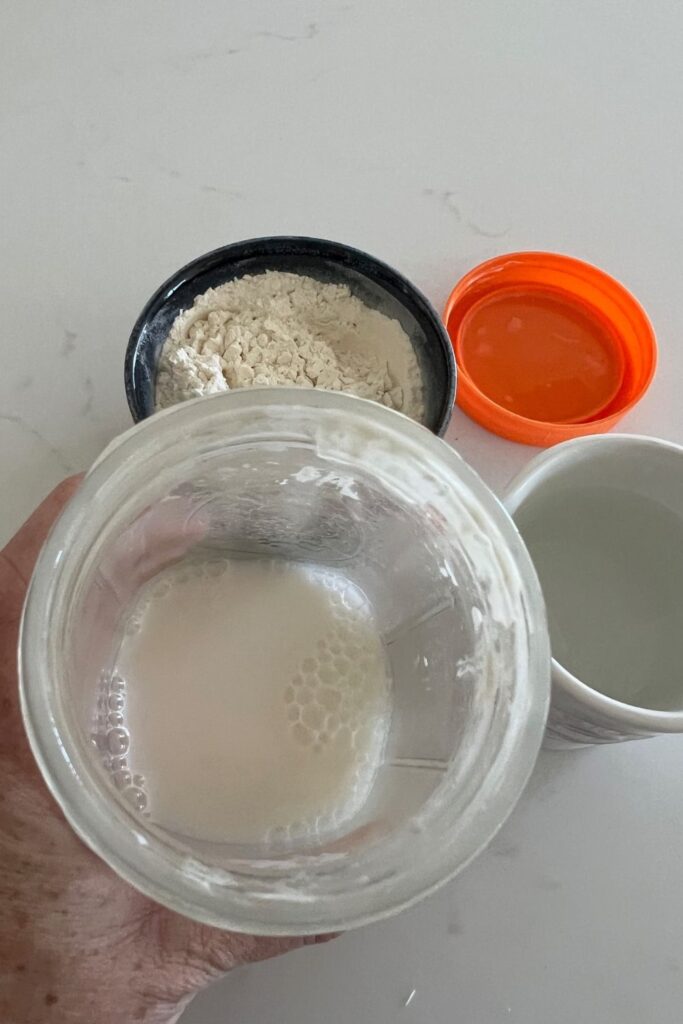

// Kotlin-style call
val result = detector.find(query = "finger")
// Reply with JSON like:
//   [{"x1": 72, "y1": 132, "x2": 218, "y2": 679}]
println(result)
[
  {"x1": 179, "y1": 924, "x2": 339, "y2": 976},
  {"x1": 0, "y1": 477, "x2": 83, "y2": 753},
  {"x1": 154, "y1": 906, "x2": 338, "y2": 987},
  {"x1": 116, "y1": 496, "x2": 210, "y2": 580},
  {"x1": 1, "y1": 476, "x2": 83, "y2": 587},
  {"x1": 97, "y1": 496, "x2": 210, "y2": 603}
]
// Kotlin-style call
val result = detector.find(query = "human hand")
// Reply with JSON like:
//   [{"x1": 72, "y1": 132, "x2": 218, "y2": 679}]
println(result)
[{"x1": 0, "y1": 479, "x2": 328, "y2": 1024}]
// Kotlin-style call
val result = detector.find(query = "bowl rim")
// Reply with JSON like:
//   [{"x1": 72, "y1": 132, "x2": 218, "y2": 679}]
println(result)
[{"x1": 124, "y1": 234, "x2": 456, "y2": 435}]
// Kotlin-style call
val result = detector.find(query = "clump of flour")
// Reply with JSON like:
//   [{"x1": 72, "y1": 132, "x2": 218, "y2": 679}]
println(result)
[{"x1": 155, "y1": 271, "x2": 424, "y2": 422}]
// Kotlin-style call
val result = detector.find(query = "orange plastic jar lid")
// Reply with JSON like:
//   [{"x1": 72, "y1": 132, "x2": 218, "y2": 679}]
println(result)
[{"x1": 443, "y1": 252, "x2": 657, "y2": 446}]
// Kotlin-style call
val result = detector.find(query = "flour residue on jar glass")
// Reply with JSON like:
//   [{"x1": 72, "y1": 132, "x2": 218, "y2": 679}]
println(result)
[{"x1": 107, "y1": 556, "x2": 392, "y2": 845}]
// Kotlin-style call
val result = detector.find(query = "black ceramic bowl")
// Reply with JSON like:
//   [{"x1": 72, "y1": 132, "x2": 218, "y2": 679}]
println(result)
[{"x1": 125, "y1": 236, "x2": 456, "y2": 435}]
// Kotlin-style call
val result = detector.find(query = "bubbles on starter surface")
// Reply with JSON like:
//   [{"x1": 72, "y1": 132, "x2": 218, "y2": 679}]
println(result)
[
  {"x1": 91, "y1": 556, "x2": 233, "y2": 821},
  {"x1": 92, "y1": 671, "x2": 149, "y2": 817},
  {"x1": 278, "y1": 572, "x2": 391, "y2": 844}
]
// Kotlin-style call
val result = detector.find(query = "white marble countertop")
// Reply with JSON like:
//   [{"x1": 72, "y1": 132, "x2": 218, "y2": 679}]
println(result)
[{"x1": 2, "y1": 1, "x2": 682, "y2": 1021}]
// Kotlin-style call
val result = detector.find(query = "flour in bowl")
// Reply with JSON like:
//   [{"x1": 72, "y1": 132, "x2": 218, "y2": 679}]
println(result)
[{"x1": 155, "y1": 271, "x2": 425, "y2": 421}]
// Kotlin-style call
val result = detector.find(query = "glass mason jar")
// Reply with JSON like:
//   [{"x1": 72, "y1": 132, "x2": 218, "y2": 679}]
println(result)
[{"x1": 20, "y1": 389, "x2": 548, "y2": 934}]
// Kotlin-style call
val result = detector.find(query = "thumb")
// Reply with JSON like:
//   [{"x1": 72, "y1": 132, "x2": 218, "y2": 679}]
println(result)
[
  {"x1": 1, "y1": 476, "x2": 83, "y2": 589},
  {"x1": 0, "y1": 476, "x2": 83, "y2": 767},
  {"x1": 147, "y1": 904, "x2": 335, "y2": 998}
]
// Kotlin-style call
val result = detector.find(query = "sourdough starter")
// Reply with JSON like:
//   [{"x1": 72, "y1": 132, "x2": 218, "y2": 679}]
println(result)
[{"x1": 111, "y1": 556, "x2": 392, "y2": 845}]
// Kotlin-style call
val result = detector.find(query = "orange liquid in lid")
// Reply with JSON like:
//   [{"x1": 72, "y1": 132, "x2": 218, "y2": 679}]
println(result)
[{"x1": 458, "y1": 289, "x2": 625, "y2": 424}]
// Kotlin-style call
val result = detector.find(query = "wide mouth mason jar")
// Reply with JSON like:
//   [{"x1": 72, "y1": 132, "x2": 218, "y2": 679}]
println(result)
[{"x1": 20, "y1": 388, "x2": 549, "y2": 934}]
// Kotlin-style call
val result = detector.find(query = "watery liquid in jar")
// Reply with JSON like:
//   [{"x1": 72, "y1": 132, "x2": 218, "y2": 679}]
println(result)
[{"x1": 101, "y1": 556, "x2": 392, "y2": 845}]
